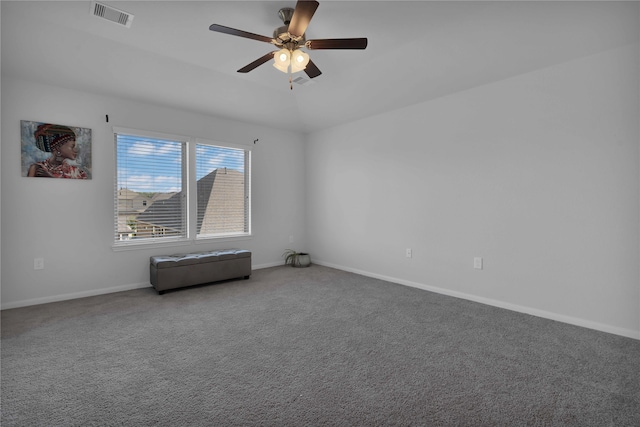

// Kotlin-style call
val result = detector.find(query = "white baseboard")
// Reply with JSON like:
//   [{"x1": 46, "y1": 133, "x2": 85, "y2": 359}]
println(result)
[
  {"x1": 313, "y1": 260, "x2": 640, "y2": 341},
  {"x1": 4, "y1": 261, "x2": 638, "y2": 341},
  {"x1": 252, "y1": 261, "x2": 284, "y2": 270},
  {"x1": 0, "y1": 263, "x2": 284, "y2": 310},
  {"x1": 1, "y1": 282, "x2": 152, "y2": 310}
]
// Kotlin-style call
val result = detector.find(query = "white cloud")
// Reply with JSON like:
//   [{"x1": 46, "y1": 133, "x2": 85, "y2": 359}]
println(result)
[{"x1": 128, "y1": 140, "x2": 179, "y2": 157}]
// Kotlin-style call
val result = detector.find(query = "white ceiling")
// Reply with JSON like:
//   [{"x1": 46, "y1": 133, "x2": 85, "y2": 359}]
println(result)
[{"x1": 2, "y1": 1, "x2": 638, "y2": 133}]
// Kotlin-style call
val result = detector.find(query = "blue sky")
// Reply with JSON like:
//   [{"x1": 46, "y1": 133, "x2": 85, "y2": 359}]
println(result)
[{"x1": 117, "y1": 135, "x2": 244, "y2": 193}]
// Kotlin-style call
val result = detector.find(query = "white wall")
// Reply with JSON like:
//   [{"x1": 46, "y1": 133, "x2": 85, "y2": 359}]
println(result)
[
  {"x1": 1, "y1": 77, "x2": 307, "y2": 308},
  {"x1": 2, "y1": 46, "x2": 639, "y2": 341},
  {"x1": 306, "y1": 44, "x2": 640, "y2": 339}
]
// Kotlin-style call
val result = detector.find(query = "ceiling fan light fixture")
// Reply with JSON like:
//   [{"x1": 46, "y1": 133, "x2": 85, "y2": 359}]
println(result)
[
  {"x1": 290, "y1": 50, "x2": 310, "y2": 73},
  {"x1": 209, "y1": 0, "x2": 368, "y2": 85},
  {"x1": 273, "y1": 48, "x2": 291, "y2": 73}
]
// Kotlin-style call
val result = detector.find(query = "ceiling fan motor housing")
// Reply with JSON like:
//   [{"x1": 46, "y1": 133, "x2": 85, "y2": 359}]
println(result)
[{"x1": 274, "y1": 7, "x2": 305, "y2": 46}]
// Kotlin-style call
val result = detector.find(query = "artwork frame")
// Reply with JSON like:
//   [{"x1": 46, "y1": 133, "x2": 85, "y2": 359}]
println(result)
[{"x1": 21, "y1": 120, "x2": 92, "y2": 179}]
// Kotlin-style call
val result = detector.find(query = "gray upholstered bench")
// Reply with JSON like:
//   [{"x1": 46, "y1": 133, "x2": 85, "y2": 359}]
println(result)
[{"x1": 150, "y1": 249, "x2": 251, "y2": 294}]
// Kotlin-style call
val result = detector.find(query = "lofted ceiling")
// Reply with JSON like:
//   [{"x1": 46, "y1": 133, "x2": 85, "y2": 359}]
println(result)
[{"x1": 2, "y1": 1, "x2": 638, "y2": 133}]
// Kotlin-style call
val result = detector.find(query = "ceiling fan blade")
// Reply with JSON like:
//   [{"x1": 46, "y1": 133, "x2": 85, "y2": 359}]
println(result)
[
  {"x1": 209, "y1": 24, "x2": 274, "y2": 44},
  {"x1": 237, "y1": 52, "x2": 277, "y2": 73},
  {"x1": 306, "y1": 38, "x2": 368, "y2": 50},
  {"x1": 304, "y1": 59, "x2": 322, "y2": 79},
  {"x1": 287, "y1": 0, "x2": 319, "y2": 38}
]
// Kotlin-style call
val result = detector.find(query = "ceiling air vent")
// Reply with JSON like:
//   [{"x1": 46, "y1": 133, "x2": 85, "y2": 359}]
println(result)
[
  {"x1": 90, "y1": 1, "x2": 134, "y2": 28},
  {"x1": 292, "y1": 76, "x2": 315, "y2": 86}
]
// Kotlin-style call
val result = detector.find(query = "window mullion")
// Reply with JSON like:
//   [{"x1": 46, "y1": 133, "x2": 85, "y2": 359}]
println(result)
[{"x1": 186, "y1": 139, "x2": 198, "y2": 239}]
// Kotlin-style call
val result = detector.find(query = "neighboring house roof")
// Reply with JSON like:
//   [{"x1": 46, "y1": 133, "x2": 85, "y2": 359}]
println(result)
[
  {"x1": 117, "y1": 188, "x2": 152, "y2": 215},
  {"x1": 197, "y1": 168, "x2": 245, "y2": 235},
  {"x1": 150, "y1": 192, "x2": 176, "y2": 203},
  {"x1": 135, "y1": 168, "x2": 245, "y2": 234}
]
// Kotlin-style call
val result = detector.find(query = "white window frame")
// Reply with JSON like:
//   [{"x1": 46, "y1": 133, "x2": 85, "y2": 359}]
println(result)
[{"x1": 113, "y1": 127, "x2": 252, "y2": 251}]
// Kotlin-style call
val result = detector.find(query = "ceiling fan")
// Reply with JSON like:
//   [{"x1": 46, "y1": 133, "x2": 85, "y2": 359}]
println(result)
[{"x1": 209, "y1": 0, "x2": 368, "y2": 89}]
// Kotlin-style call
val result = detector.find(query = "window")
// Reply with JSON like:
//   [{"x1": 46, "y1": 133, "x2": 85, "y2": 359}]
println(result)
[
  {"x1": 196, "y1": 143, "x2": 249, "y2": 238},
  {"x1": 115, "y1": 134, "x2": 185, "y2": 242},
  {"x1": 114, "y1": 129, "x2": 251, "y2": 246}
]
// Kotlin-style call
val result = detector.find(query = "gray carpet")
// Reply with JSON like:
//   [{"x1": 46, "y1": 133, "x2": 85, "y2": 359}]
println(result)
[{"x1": 2, "y1": 265, "x2": 639, "y2": 426}]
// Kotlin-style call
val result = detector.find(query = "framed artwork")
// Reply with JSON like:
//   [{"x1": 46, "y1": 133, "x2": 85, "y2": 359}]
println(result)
[{"x1": 21, "y1": 120, "x2": 92, "y2": 179}]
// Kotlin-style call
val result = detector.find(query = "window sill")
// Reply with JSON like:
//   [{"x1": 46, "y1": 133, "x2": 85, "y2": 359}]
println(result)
[{"x1": 112, "y1": 234, "x2": 252, "y2": 252}]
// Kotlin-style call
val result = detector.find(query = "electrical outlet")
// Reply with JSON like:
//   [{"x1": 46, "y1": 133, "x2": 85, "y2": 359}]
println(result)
[
  {"x1": 289, "y1": 235, "x2": 294, "y2": 243},
  {"x1": 474, "y1": 257, "x2": 483, "y2": 270},
  {"x1": 34, "y1": 258, "x2": 45, "y2": 270},
  {"x1": 406, "y1": 248, "x2": 412, "y2": 258}
]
